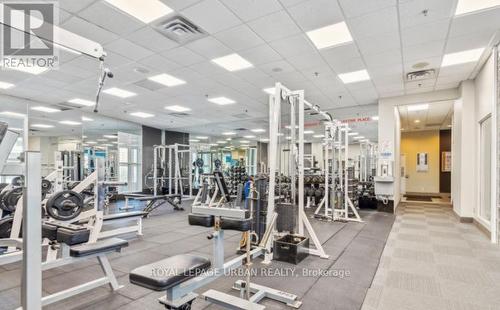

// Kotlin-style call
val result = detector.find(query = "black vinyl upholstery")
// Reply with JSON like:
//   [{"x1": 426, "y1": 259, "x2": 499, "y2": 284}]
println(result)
[
  {"x1": 70, "y1": 237, "x2": 128, "y2": 257},
  {"x1": 188, "y1": 213, "x2": 214, "y2": 227},
  {"x1": 129, "y1": 254, "x2": 211, "y2": 291},
  {"x1": 220, "y1": 217, "x2": 252, "y2": 231}
]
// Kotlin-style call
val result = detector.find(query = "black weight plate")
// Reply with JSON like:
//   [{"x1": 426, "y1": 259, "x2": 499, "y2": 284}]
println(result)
[
  {"x1": 11, "y1": 176, "x2": 23, "y2": 187},
  {"x1": 0, "y1": 216, "x2": 13, "y2": 239},
  {"x1": 0, "y1": 187, "x2": 22, "y2": 212},
  {"x1": 41, "y1": 179, "x2": 52, "y2": 194},
  {"x1": 46, "y1": 190, "x2": 84, "y2": 221}
]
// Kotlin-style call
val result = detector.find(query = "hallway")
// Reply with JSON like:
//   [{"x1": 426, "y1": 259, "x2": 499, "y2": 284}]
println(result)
[{"x1": 362, "y1": 203, "x2": 500, "y2": 310}]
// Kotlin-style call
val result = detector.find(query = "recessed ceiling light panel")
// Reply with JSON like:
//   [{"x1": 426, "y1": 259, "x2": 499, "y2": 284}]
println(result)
[
  {"x1": 148, "y1": 73, "x2": 186, "y2": 87},
  {"x1": 338, "y1": 69, "x2": 370, "y2": 84},
  {"x1": 407, "y1": 104, "x2": 429, "y2": 111},
  {"x1": 165, "y1": 105, "x2": 191, "y2": 112},
  {"x1": 104, "y1": 0, "x2": 174, "y2": 23},
  {"x1": 455, "y1": 0, "x2": 500, "y2": 15},
  {"x1": 211, "y1": 53, "x2": 253, "y2": 72},
  {"x1": 441, "y1": 48, "x2": 484, "y2": 67},
  {"x1": 208, "y1": 97, "x2": 236, "y2": 105},
  {"x1": 0, "y1": 81, "x2": 14, "y2": 89},
  {"x1": 31, "y1": 106, "x2": 60, "y2": 113},
  {"x1": 103, "y1": 87, "x2": 137, "y2": 98},
  {"x1": 68, "y1": 98, "x2": 95, "y2": 107},
  {"x1": 306, "y1": 21, "x2": 353, "y2": 50},
  {"x1": 130, "y1": 112, "x2": 154, "y2": 118}
]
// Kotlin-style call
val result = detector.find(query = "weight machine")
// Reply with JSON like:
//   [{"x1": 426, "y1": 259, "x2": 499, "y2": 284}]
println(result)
[
  {"x1": 267, "y1": 82, "x2": 329, "y2": 260},
  {"x1": 313, "y1": 121, "x2": 362, "y2": 222}
]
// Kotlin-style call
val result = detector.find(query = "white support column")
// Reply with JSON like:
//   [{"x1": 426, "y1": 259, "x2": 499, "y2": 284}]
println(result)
[
  {"x1": 22, "y1": 152, "x2": 42, "y2": 310},
  {"x1": 297, "y1": 91, "x2": 305, "y2": 236}
]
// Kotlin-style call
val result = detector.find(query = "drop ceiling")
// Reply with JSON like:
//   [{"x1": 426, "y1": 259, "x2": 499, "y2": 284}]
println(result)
[
  {"x1": 0, "y1": 0, "x2": 499, "y2": 141},
  {"x1": 398, "y1": 100, "x2": 454, "y2": 131}
]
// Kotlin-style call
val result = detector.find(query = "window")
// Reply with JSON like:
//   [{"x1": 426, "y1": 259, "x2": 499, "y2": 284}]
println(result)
[{"x1": 479, "y1": 116, "x2": 492, "y2": 223}]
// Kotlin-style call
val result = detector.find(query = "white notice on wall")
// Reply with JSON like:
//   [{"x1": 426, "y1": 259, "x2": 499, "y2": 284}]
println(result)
[{"x1": 416, "y1": 152, "x2": 428, "y2": 172}]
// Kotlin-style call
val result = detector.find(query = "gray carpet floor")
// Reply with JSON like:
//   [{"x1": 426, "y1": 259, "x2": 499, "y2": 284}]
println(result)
[
  {"x1": 362, "y1": 203, "x2": 500, "y2": 310},
  {"x1": 0, "y1": 201, "x2": 395, "y2": 310}
]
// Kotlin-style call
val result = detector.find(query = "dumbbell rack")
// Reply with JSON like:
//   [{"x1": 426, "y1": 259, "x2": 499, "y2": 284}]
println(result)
[{"x1": 227, "y1": 166, "x2": 248, "y2": 195}]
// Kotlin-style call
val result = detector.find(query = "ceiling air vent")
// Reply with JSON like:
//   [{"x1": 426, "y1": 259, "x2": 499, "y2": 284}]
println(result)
[
  {"x1": 153, "y1": 15, "x2": 207, "y2": 44},
  {"x1": 234, "y1": 128, "x2": 247, "y2": 131},
  {"x1": 406, "y1": 69, "x2": 436, "y2": 82}
]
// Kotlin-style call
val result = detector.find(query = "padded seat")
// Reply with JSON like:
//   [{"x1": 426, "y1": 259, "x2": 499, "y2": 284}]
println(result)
[
  {"x1": 130, "y1": 254, "x2": 211, "y2": 291},
  {"x1": 103, "y1": 211, "x2": 147, "y2": 221},
  {"x1": 188, "y1": 213, "x2": 214, "y2": 227},
  {"x1": 70, "y1": 237, "x2": 128, "y2": 257},
  {"x1": 220, "y1": 217, "x2": 252, "y2": 232}
]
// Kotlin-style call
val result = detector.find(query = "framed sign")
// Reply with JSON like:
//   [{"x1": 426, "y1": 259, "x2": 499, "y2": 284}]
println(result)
[
  {"x1": 416, "y1": 152, "x2": 428, "y2": 172},
  {"x1": 441, "y1": 151, "x2": 451, "y2": 172}
]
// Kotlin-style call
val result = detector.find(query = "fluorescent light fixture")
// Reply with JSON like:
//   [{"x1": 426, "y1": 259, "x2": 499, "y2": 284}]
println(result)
[
  {"x1": 222, "y1": 132, "x2": 236, "y2": 136},
  {"x1": 68, "y1": 98, "x2": 95, "y2": 107},
  {"x1": 97, "y1": 139, "x2": 108, "y2": 142},
  {"x1": 31, "y1": 123, "x2": 53, "y2": 128},
  {"x1": 306, "y1": 21, "x2": 353, "y2": 50},
  {"x1": 360, "y1": 139, "x2": 369, "y2": 142},
  {"x1": 286, "y1": 136, "x2": 292, "y2": 140},
  {"x1": 313, "y1": 134, "x2": 325, "y2": 138},
  {"x1": 0, "y1": 111, "x2": 26, "y2": 118},
  {"x1": 263, "y1": 87, "x2": 275, "y2": 95},
  {"x1": 82, "y1": 135, "x2": 87, "y2": 139},
  {"x1": 338, "y1": 69, "x2": 370, "y2": 84},
  {"x1": 9, "y1": 127, "x2": 22, "y2": 131},
  {"x1": 5, "y1": 65, "x2": 48, "y2": 75},
  {"x1": 226, "y1": 138, "x2": 232, "y2": 141},
  {"x1": 251, "y1": 128, "x2": 265, "y2": 133},
  {"x1": 455, "y1": 0, "x2": 500, "y2": 15},
  {"x1": 86, "y1": 141, "x2": 97, "y2": 144},
  {"x1": 0, "y1": 81, "x2": 14, "y2": 89},
  {"x1": 277, "y1": 133, "x2": 284, "y2": 136},
  {"x1": 196, "y1": 136, "x2": 208, "y2": 139},
  {"x1": 348, "y1": 132, "x2": 359, "y2": 136},
  {"x1": 285, "y1": 125, "x2": 299, "y2": 129},
  {"x1": 209, "y1": 143, "x2": 218, "y2": 146},
  {"x1": 211, "y1": 53, "x2": 253, "y2": 72},
  {"x1": 31, "y1": 106, "x2": 60, "y2": 113},
  {"x1": 208, "y1": 97, "x2": 236, "y2": 105},
  {"x1": 103, "y1": 87, "x2": 137, "y2": 98},
  {"x1": 372, "y1": 116, "x2": 379, "y2": 121},
  {"x1": 441, "y1": 48, "x2": 484, "y2": 67},
  {"x1": 165, "y1": 105, "x2": 191, "y2": 112},
  {"x1": 104, "y1": 135, "x2": 118, "y2": 139},
  {"x1": 189, "y1": 139, "x2": 200, "y2": 142},
  {"x1": 59, "y1": 120, "x2": 82, "y2": 126},
  {"x1": 81, "y1": 116, "x2": 93, "y2": 122},
  {"x1": 407, "y1": 104, "x2": 429, "y2": 111},
  {"x1": 243, "y1": 135, "x2": 256, "y2": 139},
  {"x1": 414, "y1": 119, "x2": 420, "y2": 123},
  {"x1": 260, "y1": 138, "x2": 270, "y2": 142},
  {"x1": 104, "y1": 0, "x2": 173, "y2": 23},
  {"x1": 148, "y1": 73, "x2": 186, "y2": 87},
  {"x1": 353, "y1": 136, "x2": 364, "y2": 140},
  {"x1": 54, "y1": 43, "x2": 82, "y2": 55},
  {"x1": 240, "y1": 140, "x2": 250, "y2": 143},
  {"x1": 130, "y1": 112, "x2": 154, "y2": 118},
  {"x1": 216, "y1": 141, "x2": 226, "y2": 144},
  {"x1": 304, "y1": 130, "x2": 314, "y2": 134}
]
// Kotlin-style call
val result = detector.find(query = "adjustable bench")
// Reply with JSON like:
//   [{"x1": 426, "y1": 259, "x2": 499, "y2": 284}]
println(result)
[
  {"x1": 75, "y1": 210, "x2": 148, "y2": 240},
  {"x1": 122, "y1": 193, "x2": 183, "y2": 213}
]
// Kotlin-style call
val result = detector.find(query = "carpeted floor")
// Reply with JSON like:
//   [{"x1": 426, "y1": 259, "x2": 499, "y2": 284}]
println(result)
[
  {"x1": 362, "y1": 203, "x2": 500, "y2": 310},
  {"x1": 0, "y1": 200, "x2": 395, "y2": 310}
]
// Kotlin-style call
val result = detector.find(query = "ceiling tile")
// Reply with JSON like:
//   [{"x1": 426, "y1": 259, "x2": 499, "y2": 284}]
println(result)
[
  {"x1": 214, "y1": 24, "x2": 265, "y2": 51},
  {"x1": 78, "y1": 1, "x2": 144, "y2": 35},
  {"x1": 339, "y1": 0, "x2": 395, "y2": 18},
  {"x1": 398, "y1": 0, "x2": 455, "y2": 28},
  {"x1": 347, "y1": 6, "x2": 398, "y2": 38},
  {"x1": 258, "y1": 60, "x2": 296, "y2": 76},
  {"x1": 355, "y1": 32, "x2": 400, "y2": 56},
  {"x1": 137, "y1": 54, "x2": 183, "y2": 72},
  {"x1": 285, "y1": 51, "x2": 328, "y2": 70},
  {"x1": 362, "y1": 49, "x2": 402, "y2": 68},
  {"x1": 402, "y1": 41, "x2": 444, "y2": 62},
  {"x1": 326, "y1": 56, "x2": 365, "y2": 74},
  {"x1": 52, "y1": 0, "x2": 97, "y2": 13},
  {"x1": 444, "y1": 31, "x2": 493, "y2": 53},
  {"x1": 61, "y1": 16, "x2": 120, "y2": 45},
  {"x1": 286, "y1": 0, "x2": 344, "y2": 31},
  {"x1": 320, "y1": 43, "x2": 360, "y2": 65},
  {"x1": 125, "y1": 26, "x2": 179, "y2": 52},
  {"x1": 105, "y1": 38, "x2": 155, "y2": 61},
  {"x1": 238, "y1": 44, "x2": 282, "y2": 65},
  {"x1": 269, "y1": 34, "x2": 317, "y2": 59},
  {"x1": 181, "y1": 0, "x2": 241, "y2": 34},
  {"x1": 247, "y1": 10, "x2": 302, "y2": 42},
  {"x1": 449, "y1": 7, "x2": 500, "y2": 38},
  {"x1": 160, "y1": 0, "x2": 203, "y2": 11},
  {"x1": 184, "y1": 36, "x2": 232, "y2": 59},
  {"x1": 401, "y1": 19, "x2": 450, "y2": 47},
  {"x1": 161, "y1": 47, "x2": 205, "y2": 66},
  {"x1": 220, "y1": 0, "x2": 282, "y2": 22},
  {"x1": 403, "y1": 56, "x2": 442, "y2": 73}
]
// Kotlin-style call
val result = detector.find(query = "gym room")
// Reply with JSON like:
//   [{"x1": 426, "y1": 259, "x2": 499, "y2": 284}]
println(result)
[{"x1": 0, "y1": 0, "x2": 500, "y2": 309}]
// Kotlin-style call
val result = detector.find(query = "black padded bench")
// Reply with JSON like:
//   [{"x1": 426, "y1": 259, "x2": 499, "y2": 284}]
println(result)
[
  {"x1": 130, "y1": 254, "x2": 211, "y2": 291},
  {"x1": 188, "y1": 213, "x2": 252, "y2": 231},
  {"x1": 70, "y1": 237, "x2": 128, "y2": 257}
]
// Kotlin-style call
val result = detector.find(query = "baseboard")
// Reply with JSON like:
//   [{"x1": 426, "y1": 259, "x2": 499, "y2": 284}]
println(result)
[
  {"x1": 473, "y1": 219, "x2": 491, "y2": 238},
  {"x1": 452, "y1": 209, "x2": 473, "y2": 223}
]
